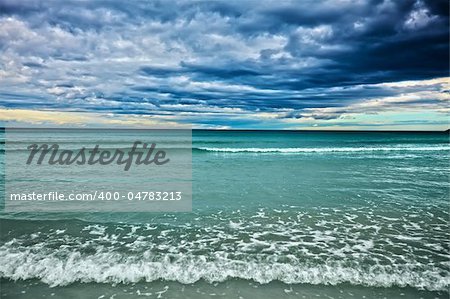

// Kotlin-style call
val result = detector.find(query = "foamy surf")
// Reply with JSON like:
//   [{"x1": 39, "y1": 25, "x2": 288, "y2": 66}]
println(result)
[
  {"x1": 196, "y1": 146, "x2": 450, "y2": 153},
  {"x1": 1, "y1": 249, "x2": 449, "y2": 291}
]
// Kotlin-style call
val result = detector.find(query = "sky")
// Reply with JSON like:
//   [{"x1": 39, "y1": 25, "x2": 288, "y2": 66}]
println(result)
[{"x1": 0, "y1": 0, "x2": 448, "y2": 130}]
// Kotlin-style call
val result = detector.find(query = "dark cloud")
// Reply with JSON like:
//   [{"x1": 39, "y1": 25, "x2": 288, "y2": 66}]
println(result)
[
  {"x1": 0, "y1": 0, "x2": 448, "y2": 128},
  {"x1": 22, "y1": 61, "x2": 45, "y2": 68}
]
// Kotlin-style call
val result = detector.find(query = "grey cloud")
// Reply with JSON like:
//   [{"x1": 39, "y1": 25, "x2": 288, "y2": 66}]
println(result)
[{"x1": 0, "y1": 0, "x2": 448, "y2": 128}]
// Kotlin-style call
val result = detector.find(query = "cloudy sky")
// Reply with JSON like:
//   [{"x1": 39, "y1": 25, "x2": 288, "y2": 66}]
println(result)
[{"x1": 0, "y1": 0, "x2": 448, "y2": 129}]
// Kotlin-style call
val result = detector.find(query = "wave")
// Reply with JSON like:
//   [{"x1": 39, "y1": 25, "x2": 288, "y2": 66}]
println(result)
[
  {"x1": 4, "y1": 145, "x2": 449, "y2": 154},
  {"x1": 1, "y1": 249, "x2": 448, "y2": 291},
  {"x1": 196, "y1": 146, "x2": 450, "y2": 153}
]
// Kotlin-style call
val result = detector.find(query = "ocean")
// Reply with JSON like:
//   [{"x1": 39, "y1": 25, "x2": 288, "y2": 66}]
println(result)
[{"x1": 0, "y1": 130, "x2": 449, "y2": 298}]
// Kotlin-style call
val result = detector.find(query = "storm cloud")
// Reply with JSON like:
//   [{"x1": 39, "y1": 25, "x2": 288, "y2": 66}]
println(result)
[{"x1": 0, "y1": 0, "x2": 448, "y2": 129}]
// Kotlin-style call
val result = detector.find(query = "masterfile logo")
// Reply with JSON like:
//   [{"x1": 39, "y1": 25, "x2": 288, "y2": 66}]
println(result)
[{"x1": 26, "y1": 141, "x2": 170, "y2": 171}]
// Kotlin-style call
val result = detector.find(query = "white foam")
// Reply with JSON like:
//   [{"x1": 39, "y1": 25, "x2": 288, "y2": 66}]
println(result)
[
  {"x1": 0, "y1": 247, "x2": 448, "y2": 291},
  {"x1": 196, "y1": 146, "x2": 450, "y2": 153}
]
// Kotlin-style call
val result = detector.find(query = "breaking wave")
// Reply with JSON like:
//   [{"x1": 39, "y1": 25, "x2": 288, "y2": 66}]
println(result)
[
  {"x1": 1, "y1": 249, "x2": 449, "y2": 290},
  {"x1": 196, "y1": 146, "x2": 450, "y2": 153}
]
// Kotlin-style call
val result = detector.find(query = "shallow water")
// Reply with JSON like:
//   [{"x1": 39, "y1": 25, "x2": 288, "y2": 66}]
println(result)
[{"x1": 1, "y1": 279, "x2": 447, "y2": 299}]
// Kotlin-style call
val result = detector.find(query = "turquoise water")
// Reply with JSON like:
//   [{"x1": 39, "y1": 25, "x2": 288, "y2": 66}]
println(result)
[{"x1": 1, "y1": 131, "x2": 449, "y2": 298}]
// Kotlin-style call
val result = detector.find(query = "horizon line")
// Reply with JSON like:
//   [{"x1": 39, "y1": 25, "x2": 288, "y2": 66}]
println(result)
[{"x1": 1, "y1": 127, "x2": 449, "y2": 133}]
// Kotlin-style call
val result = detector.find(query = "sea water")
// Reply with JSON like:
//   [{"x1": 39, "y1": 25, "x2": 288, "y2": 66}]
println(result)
[{"x1": 0, "y1": 130, "x2": 449, "y2": 298}]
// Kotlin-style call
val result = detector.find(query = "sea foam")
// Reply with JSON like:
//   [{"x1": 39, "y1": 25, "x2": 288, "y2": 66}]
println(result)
[
  {"x1": 196, "y1": 146, "x2": 450, "y2": 153},
  {"x1": 1, "y1": 246, "x2": 449, "y2": 291}
]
